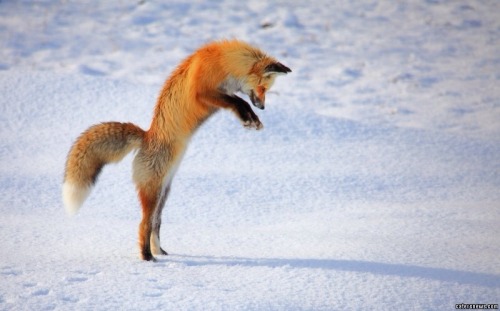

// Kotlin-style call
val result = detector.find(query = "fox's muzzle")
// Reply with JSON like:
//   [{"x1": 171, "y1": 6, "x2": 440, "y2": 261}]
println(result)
[{"x1": 250, "y1": 90, "x2": 265, "y2": 110}]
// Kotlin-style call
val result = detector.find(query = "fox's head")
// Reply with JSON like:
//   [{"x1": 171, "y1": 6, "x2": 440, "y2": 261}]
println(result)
[
  {"x1": 244, "y1": 61, "x2": 292, "y2": 110},
  {"x1": 216, "y1": 40, "x2": 291, "y2": 109}
]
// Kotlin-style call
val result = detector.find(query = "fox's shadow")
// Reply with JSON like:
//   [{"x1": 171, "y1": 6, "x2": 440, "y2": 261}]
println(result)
[{"x1": 160, "y1": 255, "x2": 500, "y2": 288}]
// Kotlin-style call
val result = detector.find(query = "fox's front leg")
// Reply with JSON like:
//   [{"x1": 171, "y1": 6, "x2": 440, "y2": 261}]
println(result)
[
  {"x1": 199, "y1": 92, "x2": 263, "y2": 130},
  {"x1": 221, "y1": 94, "x2": 263, "y2": 130}
]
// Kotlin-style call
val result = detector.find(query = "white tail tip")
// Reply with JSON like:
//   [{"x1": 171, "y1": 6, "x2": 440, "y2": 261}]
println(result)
[{"x1": 62, "y1": 182, "x2": 91, "y2": 215}]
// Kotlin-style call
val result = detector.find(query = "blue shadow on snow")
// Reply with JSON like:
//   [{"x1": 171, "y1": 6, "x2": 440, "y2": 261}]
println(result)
[{"x1": 163, "y1": 255, "x2": 500, "y2": 288}]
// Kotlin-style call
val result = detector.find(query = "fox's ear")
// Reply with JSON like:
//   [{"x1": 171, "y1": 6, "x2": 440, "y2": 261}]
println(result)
[{"x1": 264, "y1": 62, "x2": 292, "y2": 76}]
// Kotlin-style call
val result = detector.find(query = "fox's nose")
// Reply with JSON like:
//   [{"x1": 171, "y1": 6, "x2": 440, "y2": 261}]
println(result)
[
  {"x1": 249, "y1": 90, "x2": 265, "y2": 109},
  {"x1": 254, "y1": 101, "x2": 265, "y2": 110}
]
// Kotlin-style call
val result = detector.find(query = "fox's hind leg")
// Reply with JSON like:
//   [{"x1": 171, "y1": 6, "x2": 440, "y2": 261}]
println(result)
[
  {"x1": 150, "y1": 184, "x2": 171, "y2": 256},
  {"x1": 137, "y1": 185, "x2": 161, "y2": 261},
  {"x1": 133, "y1": 141, "x2": 185, "y2": 261}
]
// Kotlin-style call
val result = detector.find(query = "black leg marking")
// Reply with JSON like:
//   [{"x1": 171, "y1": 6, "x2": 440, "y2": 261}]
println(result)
[
  {"x1": 220, "y1": 94, "x2": 262, "y2": 128},
  {"x1": 151, "y1": 184, "x2": 171, "y2": 256}
]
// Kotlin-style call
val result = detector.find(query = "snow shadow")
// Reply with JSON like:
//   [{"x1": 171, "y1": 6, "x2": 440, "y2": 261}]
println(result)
[{"x1": 168, "y1": 255, "x2": 500, "y2": 288}]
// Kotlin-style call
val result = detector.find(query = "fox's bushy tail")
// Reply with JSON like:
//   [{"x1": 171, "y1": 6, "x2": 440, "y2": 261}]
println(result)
[{"x1": 62, "y1": 122, "x2": 145, "y2": 215}]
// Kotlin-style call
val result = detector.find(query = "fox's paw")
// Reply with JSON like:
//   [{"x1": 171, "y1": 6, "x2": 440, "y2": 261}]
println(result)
[
  {"x1": 141, "y1": 250, "x2": 157, "y2": 262},
  {"x1": 243, "y1": 116, "x2": 263, "y2": 130},
  {"x1": 243, "y1": 111, "x2": 264, "y2": 130},
  {"x1": 155, "y1": 247, "x2": 168, "y2": 256}
]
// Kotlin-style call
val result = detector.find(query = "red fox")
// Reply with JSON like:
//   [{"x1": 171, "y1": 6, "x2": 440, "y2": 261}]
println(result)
[{"x1": 63, "y1": 39, "x2": 291, "y2": 261}]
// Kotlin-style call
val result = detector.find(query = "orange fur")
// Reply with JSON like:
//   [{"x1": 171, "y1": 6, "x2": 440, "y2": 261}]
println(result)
[{"x1": 62, "y1": 40, "x2": 290, "y2": 261}]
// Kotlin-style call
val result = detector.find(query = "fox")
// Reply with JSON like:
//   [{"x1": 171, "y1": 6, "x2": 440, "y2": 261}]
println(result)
[{"x1": 62, "y1": 39, "x2": 291, "y2": 261}]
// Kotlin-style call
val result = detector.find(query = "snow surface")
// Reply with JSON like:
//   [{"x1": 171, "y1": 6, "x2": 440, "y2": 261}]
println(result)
[{"x1": 1, "y1": 0, "x2": 499, "y2": 310}]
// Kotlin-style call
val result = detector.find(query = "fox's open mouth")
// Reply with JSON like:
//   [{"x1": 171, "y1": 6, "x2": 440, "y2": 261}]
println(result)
[{"x1": 249, "y1": 90, "x2": 265, "y2": 110}]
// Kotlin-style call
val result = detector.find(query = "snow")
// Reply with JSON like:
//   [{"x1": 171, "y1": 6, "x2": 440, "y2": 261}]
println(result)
[{"x1": 1, "y1": 0, "x2": 499, "y2": 310}]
